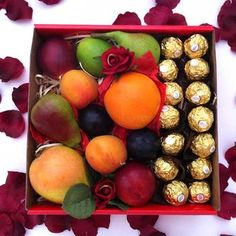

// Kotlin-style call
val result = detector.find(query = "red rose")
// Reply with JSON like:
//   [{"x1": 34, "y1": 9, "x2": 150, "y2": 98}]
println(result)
[
  {"x1": 101, "y1": 46, "x2": 135, "y2": 75},
  {"x1": 93, "y1": 178, "x2": 116, "y2": 209}
]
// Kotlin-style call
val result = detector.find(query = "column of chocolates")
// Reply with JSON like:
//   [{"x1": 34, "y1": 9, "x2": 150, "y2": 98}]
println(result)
[{"x1": 153, "y1": 34, "x2": 214, "y2": 206}]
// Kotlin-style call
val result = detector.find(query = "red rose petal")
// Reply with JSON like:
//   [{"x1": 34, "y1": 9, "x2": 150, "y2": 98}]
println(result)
[
  {"x1": 113, "y1": 11, "x2": 141, "y2": 25},
  {"x1": 218, "y1": 191, "x2": 236, "y2": 220},
  {"x1": 229, "y1": 161, "x2": 236, "y2": 182},
  {"x1": 0, "y1": 93, "x2": 1, "y2": 103},
  {"x1": 44, "y1": 215, "x2": 71, "y2": 233},
  {"x1": 97, "y1": 75, "x2": 114, "y2": 105},
  {"x1": 219, "y1": 164, "x2": 230, "y2": 193},
  {"x1": 0, "y1": 57, "x2": 24, "y2": 82},
  {"x1": 5, "y1": 0, "x2": 32, "y2": 21},
  {"x1": 168, "y1": 13, "x2": 187, "y2": 25},
  {"x1": 0, "y1": 213, "x2": 14, "y2": 235},
  {"x1": 91, "y1": 215, "x2": 110, "y2": 229},
  {"x1": 140, "y1": 224, "x2": 166, "y2": 236},
  {"x1": 0, "y1": 110, "x2": 25, "y2": 138},
  {"x1": 225, "y1": 144, "x2": 236, "y2": 164},
  {"x1": 12, "y1": 83, "x2": 29, "y2": 113},
  {"x1": 12, "y1": 220, "x2": 26, "y2": 236},
  {"x1": 127, "y1": 215, "x2": 159, "y2": 230},
  {"x1": 80, "y1": 129, "x2": 90, "y2": 152},
  {"x1": 71, "y1": 218, "x2": 97, "y2": 236},
  {"x1": 0, "y1": 0, "x2": 7, "y2": 9},
  {"x1": 39, "y1": 0, "x2": 61, "y2": 5},
  {"x1": 29, "y1": 123, "x2": 50, "y2": 144},
  {"x1": 228, "y1": 39, "x2": 236, "y2": 52},
  {"x1": 156, "y1": 0, "x2": 181, "y2": 9}
]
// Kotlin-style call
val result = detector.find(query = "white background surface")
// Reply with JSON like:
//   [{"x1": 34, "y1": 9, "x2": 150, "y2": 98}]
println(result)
[{"x1": 1, "y1": 0, "x2": 236, "y2": 235}]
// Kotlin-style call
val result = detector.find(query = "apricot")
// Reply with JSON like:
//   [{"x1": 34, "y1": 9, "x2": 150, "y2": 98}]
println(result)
[
  {"x1": 29, "y1": 145, "x2": 89, "y2": 204},
  {"x1": 85, "y1": 135, "x2": 127, "y2": 175},
  {"x1": 60, "y1": 69, "x2": 98, "y2": 109}
]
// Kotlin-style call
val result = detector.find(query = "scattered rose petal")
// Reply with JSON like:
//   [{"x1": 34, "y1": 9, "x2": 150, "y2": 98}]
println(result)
[
  {"x1": 12, "y1": 220, "x2": 26, "y2": 236},
  {"x1": 220, "y1": 234, "x2": 234, "y2": 236},
  {"x1": 225, "y1": 144, "x2": 236, "y2": 164},
  {"x1": 29, "y1": 123, "x2": 49, "y2": 144},
  {"x1": 98, "y1": 75, "x2": 114, "y2": 105},
  {"x1": 156, "y1": 0, "x2": 180, "y2": 9},
  {"x1": 91, "y1": 215, "x2": 110, "y2": 229},
  {"x1": 80, "y1": 129, "x2": 90, "y2": 152},
  {"x1": 218, "y1": 191, "x2": 236, "y2": 220},
  {"x1": 229, "y1": 161, "x2": 236, "y2": 182},
  {"x1": 140, "y1": 224, "x2": 166, "y2": 236},
  {"x1": 0, "y1": 57, "x2": 24, "y2": 82},
  {"x1": 0, "y1": 0, "x2": 7, "y2": 10},
  {"x1": 39, "y1": 0, "x2": 61, "y2": 5},
  {"x1": 71, "y1": 218, "x2": 97, "y2": 236},
  {"x1": 24, "y1": 213, "x2": 44, "y2": 229},
  {"x1": 127, "y1": 215, "x2": 159, "y2": 230},
  {"x1": 168, "y1": 13, "x2": 187, "y2": 25},
  {"x1": 12, "y1": 83, "x2": 29, "y2": 113},
  {"x1": 113, "y1": 11, "x2": 141, "y2": 25},
  {"x1": 112, "y1": 125, "x2": 128, "y2": 145},
  {"x1": 0, "y1": 93, "x2": 2, "y2": 103},
  {"x1": 0, "y1": 213, "x2": 14, "y2": 236},
  {"x1": 219, "y1": 164, "x2": 230, "y2": 193},
  {"x1": 5, "y1": 0, "x2": 33, "y2": 21},
  {"x1": 201, "y1": 23, "x2": 221, "y2": 42},
  {"x1": 44, "y1": 215, "x2": 71, "y2": 233},
  {"x1": 0, "y1": 110, "x2": 25, "y2": 138}
]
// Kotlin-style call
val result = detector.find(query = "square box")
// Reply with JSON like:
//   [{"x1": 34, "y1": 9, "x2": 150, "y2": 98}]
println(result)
[{"x1": 27, "y1": 24, "x2": 220, "y2": 215}]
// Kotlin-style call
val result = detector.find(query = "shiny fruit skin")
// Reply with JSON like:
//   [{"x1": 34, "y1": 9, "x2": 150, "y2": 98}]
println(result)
[
  {"x1": 104, "y1": 72, "x2": 161, "y2": 129},
  {"x1": 60, "y1": 69, "x2": 98, "y2": 109},
  {"x1": 127, "y1": 128, "x2": 161, "y2": 161},
  {"x1": 85, "y1": 135, "x2": 127, "y2": 175},
  {"x1": 115, "y1": 162, "x2": 156, "y2": 206},
  {"x1": 79, "y1": 104, "x2": 114, "y2": 137},
  {"x1": 29, "y1": 145, "x2": 89, "y2": 204}
]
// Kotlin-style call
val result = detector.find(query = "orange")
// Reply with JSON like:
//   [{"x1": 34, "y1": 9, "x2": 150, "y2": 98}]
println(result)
[
  {"x1": 104, "y1": 72, "x2": 161, "y2": 129},
  {"x1": 85, "y1": 135, "x2": 127, "y2": 175}
]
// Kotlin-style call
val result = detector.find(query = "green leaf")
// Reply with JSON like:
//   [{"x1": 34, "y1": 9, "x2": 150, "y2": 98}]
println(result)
[
  {"x1": 62, "y1": 183, "x2": 95, "y2": 219},
  {"x1": 109, "y1": 199, "x2": 129, "y2": 210}
]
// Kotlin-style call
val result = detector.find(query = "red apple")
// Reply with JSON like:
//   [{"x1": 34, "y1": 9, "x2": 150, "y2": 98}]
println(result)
[{"x1": 115, "y1": 162, "x2": 156, "y2": 207}]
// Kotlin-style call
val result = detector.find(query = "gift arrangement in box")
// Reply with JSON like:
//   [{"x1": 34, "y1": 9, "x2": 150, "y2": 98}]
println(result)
[{"x1": 26, "y1": 25, "x2": 220, "y2": 217}]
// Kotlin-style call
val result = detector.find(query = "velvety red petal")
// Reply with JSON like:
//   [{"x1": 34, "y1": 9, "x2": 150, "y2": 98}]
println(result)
[
  {"x1": 0, "y1": 213, "x2": 14, "y2": 236},
  {"x1": 220, "y1": 234, "x2": 234, "y2": 236},
  {"x1": 156, "y1": 0, "x2": 181, "y2": 9},
  {"x1": 0, "y1": 0, "x2": 7, "y2": 9},
  {"x1": 0, "y1": 110, "x2": 25, "y2": 138},
  {"x1": 200, "y1": 24, "x2": 221, "y2": 42},
  {"x1": 91, "y1": 215, "x2": 110, "y2": 229},
  {"x1": 127, "y1": 215, "x2": 159, "y2": 230},
  {"x1": 112, "y1": 125, "x2": 128, "y2": 145},
  {"x1": 80, "y1": 129, "x2": 90, "y2": 152},
  {"x1": 113, "y1": 11, "x2": 141, "y2": 25},
  {"x1": 144, "y1": 6, "x2": 172, "y2": 25},
  {"x1": 218, "y1": 191, "x2": 236, "y2": 220},
  {"x1": 97, "y1": 75, "x2": 114, "y2": 105},
  {"x1": 29, "y1": 123, "x2": 50, "y2": 144},
  {"x1": 12, "y1": 220, "x2": 26, "y2": 236},
  {"x1": 228, "y1": 39, "x2": 236, "y2": 52},
  {"x1": 219, "y1": 164, "x2": 230, "y2": 193},
  {"x1": 140, "y1": 224, "x2": 166, "y2": 236},
  {"x1": 168, "y1": 13, "x2": 187, "y2": 25},
  {"x1": 71, "y1": 218, "x2": 97, "y2": 236},
  {"x1": 44, "y1": 215, "x2": 71, "y2": 233},
  {"x1": 5, "y1": 0, "x2": 32, "y2": 21},
  {"x1": 12, "y1": 83, "x2": 29, "y2": 113},
  {"x1": 39, "y1": 0, "x2": 61, "y2": 5},
  {"x1": 225, "y1": 144, "x2": 236, "y2": 164},
  {"x1": 0, "y1": 93, "x2": 2, "y2": 103},
  {"x1": 229, "y1": 161, "x2": 236, "y2": 182},
  {"x1": 0, "y1": 57, "x2": 24, "y2": 82}
]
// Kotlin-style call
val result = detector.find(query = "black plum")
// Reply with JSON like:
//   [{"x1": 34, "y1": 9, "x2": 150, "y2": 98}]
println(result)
[{"x1": 78, "y1": 104, "x2": 114, "y2": 137}]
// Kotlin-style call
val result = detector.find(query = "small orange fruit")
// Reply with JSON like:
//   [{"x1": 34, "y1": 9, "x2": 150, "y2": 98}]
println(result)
[
  {"x1": 85, "y1": 135, "x2": 127, "y2": 175},
  {"x1": 104, "y1": 72, "x2": 161, "y2": 129}
]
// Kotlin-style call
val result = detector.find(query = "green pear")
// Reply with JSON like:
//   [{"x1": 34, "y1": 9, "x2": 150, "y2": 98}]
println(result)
[
  {"x1": 31, "y1": 93, "x2": 81, "y2": 148},
  {"x1": 76, "y1": 38, "x2": 112, "y2": 78},
  {"x1": 92, "y1": 31, "x2": 160, "y2": 63}
]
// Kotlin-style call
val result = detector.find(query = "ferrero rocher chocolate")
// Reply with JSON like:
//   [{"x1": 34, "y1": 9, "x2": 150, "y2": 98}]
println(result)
[
  {"x1": 191, "y1": 133, "x2": 216, "y2": 158},
  {"x1": 165, "y1": 82, "x2": 183, "y2": 106},
  {"x1": 184, "y1": 34, "x2": 209, "y2": 58},
  {"x1": 154, "y1": 157, "x2": 179, "y2": 181},
  {"x1": 184, "y1": 58, "x2": 210, "y2": 80},
  {"x1": 161, "y1": 133, "x2": 185, "y2": 156},
  {"x1": 163, "y1": 180, "x2": 189, "y2": 206},
  {"x1": 188, "y1": 106, "x2": 214, "y2": 132},
  {"x1": 161, "y1": 37, "x2": 183, "y2": 59},
  {"x1": 189, "y1": 181, "x2": 211, "y2": 203},
  {"x1": 188, "y1": 158, "x2": 212, "y2": 180},
  {"x1": 160, "y1": 105, "x2": 180, "y2": 129},
  {"x1": 159, "y1": 59, "x2": 178, "y2": 81},
  {"x1": 185, "y1": 82, "x2": 211, "y2": 105}
]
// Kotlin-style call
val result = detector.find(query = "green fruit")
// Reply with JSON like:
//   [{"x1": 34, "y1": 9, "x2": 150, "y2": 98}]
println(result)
[
  {"x1": 76, "y1": 38, "x2": 112, "y2": 77},
  {"x1": 31, "y1": 94, "x2": 81, "y2": 148},
  {"x1": 92, "y1": 31, "x2": 160, "y2": 63}
]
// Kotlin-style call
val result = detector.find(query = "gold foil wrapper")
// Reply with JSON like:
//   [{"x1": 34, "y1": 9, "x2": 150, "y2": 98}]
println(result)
[
  {"x1": 189, "y1": 181, "x2": 211, "y2": 203},
  {"x1": 161, "y1": 133, "x2": 185, "y2": 156},
  {"x1": 188, "y1": 106, "x2": 214, "y2": 132},
  {"x1": 184, "y1": 58, "x2": 210, "y2": 80},
  {"x1": 165, "y1": 82, "x2": 184, "y2": 106},
  {"x1": 185, "y1": 81, "x2": 211, "y2": 105},
  {"x1": 184, "y1": 34, "x2": 209, "y2": 59},
  {"x1": 163, "y1": 180, "x2": 189, "y2": 206},
  {"x1": 191, "y1": 133, "x2": 216, "y2": 158},
  {"x1": 160, "y1": 105, "x2": 180, "y2": 129},
  {"x1": 188, "y1": 158, "x2": 212, "y2": 180},
  {"x1": 154, "y1": 157, "x2": 179, "y2": 181},
  {"x1": 159, "y1": 59, "x2": 178, "y2": 82},
  {"x1": 161, "y1": 37, "x2": 183, "y2": 59}
]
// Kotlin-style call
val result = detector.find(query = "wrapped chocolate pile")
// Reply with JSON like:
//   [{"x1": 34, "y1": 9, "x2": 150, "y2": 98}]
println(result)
[{"x1": 153, "y1": 34, "x2": 215, "y2": 206}]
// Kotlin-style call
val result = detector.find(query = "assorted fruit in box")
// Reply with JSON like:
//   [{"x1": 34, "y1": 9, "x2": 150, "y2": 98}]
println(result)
[{"x1": 29, "y1": 30, "x2": 216, "y2": 218}]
